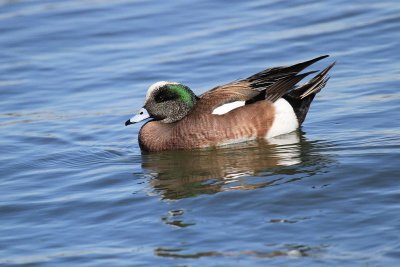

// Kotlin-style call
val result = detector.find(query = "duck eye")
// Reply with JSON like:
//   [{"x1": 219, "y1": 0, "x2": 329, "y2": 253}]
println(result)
[
  {"x1": 154, "y1": 88, "x2": 178, "y2": 103},
  {"x1": 140, "y1": 111, "x2": 143, "y2": 115}
]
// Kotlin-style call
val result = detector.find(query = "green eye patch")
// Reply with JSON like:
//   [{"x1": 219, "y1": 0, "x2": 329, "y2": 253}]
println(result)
[{"x1": 168, "y1": 84, "x2": 194, "y2": 106}]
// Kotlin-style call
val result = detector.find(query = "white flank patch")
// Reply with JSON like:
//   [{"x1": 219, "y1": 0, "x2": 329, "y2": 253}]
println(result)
[
  {"x1": 146, "y1": 81, "x2": 178, "y2": 101},
  {"x1": 212, "y1": 101, "x2": 246, "y2": 115},
  {"x1": 266, "y1": 98, "x2": 299, "y2": 139}
]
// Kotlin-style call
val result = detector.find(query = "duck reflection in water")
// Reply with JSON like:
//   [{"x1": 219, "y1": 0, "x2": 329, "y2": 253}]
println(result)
[{"x1": 141, "y1": 131, "x2": 332, "y2": 200}]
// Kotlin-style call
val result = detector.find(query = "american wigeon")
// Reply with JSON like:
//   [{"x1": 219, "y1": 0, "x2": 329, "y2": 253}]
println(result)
[{"x1": 126, "y1": 55, "x2": 334, "y2": 152}]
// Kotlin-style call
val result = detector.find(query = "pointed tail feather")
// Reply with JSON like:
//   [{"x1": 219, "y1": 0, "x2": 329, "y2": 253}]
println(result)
[
  {"x1": 299, "y1": 62, "x2": 335, "y2": 99},
  {"x1": 283, "y1": 62, "x2": 335, "y2": 125},
  {"x1": 247, "y1": 55, "x2": 330, "y2": 89},
  {"x1": 265, "y1": 71, "x2": 317, "y2": 102},
  {"x1": 285, "y1": 55, "x2": 330, "y2": 75}
]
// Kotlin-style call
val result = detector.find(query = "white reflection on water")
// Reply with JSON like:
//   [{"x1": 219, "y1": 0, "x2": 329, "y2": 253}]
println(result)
[{"x1": 141, "y1": 131, "x2": 331, "y2": 199}]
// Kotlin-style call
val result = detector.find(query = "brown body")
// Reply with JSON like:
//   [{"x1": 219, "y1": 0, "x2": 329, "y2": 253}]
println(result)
[{"x1": 139, "y1": 98, "x2": 275, "y2": 151}]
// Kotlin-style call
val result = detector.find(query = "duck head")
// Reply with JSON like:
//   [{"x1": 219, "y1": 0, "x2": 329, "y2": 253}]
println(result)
[{"x1": 125, "y1": 81, "x2": 198, "y2": 126}]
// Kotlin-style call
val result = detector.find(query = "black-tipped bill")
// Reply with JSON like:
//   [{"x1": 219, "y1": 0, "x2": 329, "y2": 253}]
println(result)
[
  {"x1": 125, "y1": 119, "x2": 133, "y2": 126},
  {"x1": 125, "y1": 107, "x2": 150, "y2": 126}
]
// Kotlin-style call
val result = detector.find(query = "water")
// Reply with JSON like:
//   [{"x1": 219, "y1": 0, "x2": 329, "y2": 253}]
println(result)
[{"x1": 1, "y1": 0, "x2": 400, "y2": 266}]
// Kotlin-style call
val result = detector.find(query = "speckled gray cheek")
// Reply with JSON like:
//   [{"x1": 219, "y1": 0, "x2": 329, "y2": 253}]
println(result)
[{"x1": 144, "y1": 100, "x2": 165, "y2": 120}]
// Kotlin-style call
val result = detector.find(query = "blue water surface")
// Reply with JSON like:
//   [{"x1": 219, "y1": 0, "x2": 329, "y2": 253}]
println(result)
[{"x1": 1, "y1": 0, "x2": 400, "y2": 266}]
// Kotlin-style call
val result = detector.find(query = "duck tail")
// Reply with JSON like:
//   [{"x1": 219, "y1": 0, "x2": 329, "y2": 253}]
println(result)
[{"x1": 283, "y1": 62, "x2": 335, "y2": 125}]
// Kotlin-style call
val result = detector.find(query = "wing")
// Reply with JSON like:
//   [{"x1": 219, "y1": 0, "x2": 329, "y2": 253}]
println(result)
[{"x1": 196, "y1": 55, "x2": 329, "y2": 113}]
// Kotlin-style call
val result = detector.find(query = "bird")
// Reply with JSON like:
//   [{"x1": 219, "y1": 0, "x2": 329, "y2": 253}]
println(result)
[{"x1": 125, "y1": 55, "x2": 334, "y2": 152}]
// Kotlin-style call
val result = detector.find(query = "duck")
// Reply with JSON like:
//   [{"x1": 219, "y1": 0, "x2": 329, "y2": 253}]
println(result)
[{"x1": 125, "y1": 55, "x2": 334, "y2": 152}]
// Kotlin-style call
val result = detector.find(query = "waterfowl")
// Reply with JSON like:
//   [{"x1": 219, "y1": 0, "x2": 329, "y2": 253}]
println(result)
[{"x1": 126, "y1": 55, "x2": 334, "y2": 152}]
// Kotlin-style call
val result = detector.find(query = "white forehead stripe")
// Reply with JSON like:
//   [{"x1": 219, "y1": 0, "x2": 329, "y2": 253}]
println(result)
[
  {"x1": 146, "y1": 81, "x2": 179, "y2": 101},
  {"x1": 212, "y1": 101, "x2": 245, "y2": 115}
]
